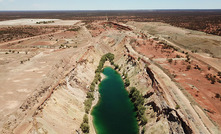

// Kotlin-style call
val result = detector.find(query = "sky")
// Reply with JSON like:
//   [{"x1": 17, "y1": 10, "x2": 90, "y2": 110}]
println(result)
[{"x1": 0, "y1": 0, "x2": 221, "y2": 10}]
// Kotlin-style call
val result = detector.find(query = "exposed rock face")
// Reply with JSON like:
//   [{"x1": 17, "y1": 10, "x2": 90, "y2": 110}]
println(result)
[{"x1": 144, "y1": 66, "x2": 192, "y2": 133}]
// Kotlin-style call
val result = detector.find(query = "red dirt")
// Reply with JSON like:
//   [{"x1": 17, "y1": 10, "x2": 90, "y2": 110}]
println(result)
[
  {"x1": 134, "y1": 38, "x2": 221, "y2": 127},
  {"x1": 86, "y1": 22, "x2": 132, "y2": 37}
]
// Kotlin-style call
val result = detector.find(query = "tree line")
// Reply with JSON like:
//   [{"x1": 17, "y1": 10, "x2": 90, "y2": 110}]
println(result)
[
  {"x1": 81, "y1": 53, "x2": 115, "y2": 133},
  {"x1": 129, "y1": 87, "x2": 147, "y2": 126}
]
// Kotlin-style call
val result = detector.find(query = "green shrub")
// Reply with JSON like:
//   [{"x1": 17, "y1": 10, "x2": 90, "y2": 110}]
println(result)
[
  {"x1": 215, "y1": 93, "x2": 220, "y2": 98},
  {"x1": 140, "y1": 115, "x2": 147, "y2": 126},
  {"x1": 84, "y1": 98, "x2": 93, "y2": 113},
  {"x1": 176, "y1": 55, "x2": 181, "y2": 58},
  {"x1": 186, "y1": 65, "x2": 191, "y2": 70},
  {"x1": 83, "y1": 114, "x2": 89, "y2": 124},
  {"x1": 185, "y1": 55, "x2": 190, "y2": 62},
  {"x1": 90, "y1": 82, "x2": 95, "y2": 91},
  {"x1": 136, "y1": 105, "x2": 145, "y2": 119},
  {"x1": 175, "y1": 104, "x2": 180, "y2": 109},
  {"x1": 114, "y1": 64, "x2": 119, "y2": 70},
  {"x1": 168, "y1": 59, "x2": 173, "y2": 64},
  {"x1": 208, "y1": 66, "x2": 211, "y2": 70},
  {"x1": 211, "y1": 77, "x2": 216, "y2": 84},
  {"x1": 67, "y1": 27, "x2": 81, "y2": 31},
  {"x1": 125, "y1": 78, "x2": 130, "y2": 87},
  {"x1": 86, "y1": 92, "x2": 94, "y2": 99},
  {"x1": 129, "y1": 87, "x2": 147, "y2": 126},
  {"x1": 138, "y1": 57, "x2": 141, "y2": 61},
  {"x1": 80, "y1": 123, "x2": 89, "y2": 133}
]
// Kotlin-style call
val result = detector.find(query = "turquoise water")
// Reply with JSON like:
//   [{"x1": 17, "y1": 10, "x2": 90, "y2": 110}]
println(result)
[{"x1": 92, "y1": 67, "x2": 138, "y2": 134}]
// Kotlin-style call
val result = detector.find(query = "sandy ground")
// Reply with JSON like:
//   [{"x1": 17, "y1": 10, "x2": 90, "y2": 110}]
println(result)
[
  {"x1": 0, "y1": 21, "x2": 93, "y2": 133},
  {"x1": 0, "y1": 19, "x2": 80, "y2": 27}
]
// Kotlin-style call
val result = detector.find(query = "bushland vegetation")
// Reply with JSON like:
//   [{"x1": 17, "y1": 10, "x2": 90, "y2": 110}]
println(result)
[
  {"x1": 80, "y1": 114, "x2": 90, "y2": 133},
  {"x1": 129, "y1": 87, "x2": 147, "y2": 126},
  {"x1": 81, "y1": 53, "x2": 117, "y2": 133}
]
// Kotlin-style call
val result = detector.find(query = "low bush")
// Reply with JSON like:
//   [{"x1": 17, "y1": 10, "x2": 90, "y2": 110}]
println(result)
[
  {"x1": 84, "y1": 98, "x2": 93, "y2": 114},
  {"x1": 125, "y1": 78, "x2": 130, "y2": 87},
  {"x1": 176, "y1": 55, "x2": 181, "y2": 58},
  {"x1": 86, "y1": 92, "x2": 94, "y2": 99},
  {"x1": 186, "y1": 65, "x2": 191, "y2": 70},
  {"x1": 175, "y1": 104, "x2": 180, "y2": 109},
  {"x1": 168, "y1": 58, "x2": 173, "y2": 64},
  {"x1": 80, "y1": 114, "x2": 90, "y2": 133},
  {"x1": 80, "y1": 123, "x2": 89, "y2": 133}
]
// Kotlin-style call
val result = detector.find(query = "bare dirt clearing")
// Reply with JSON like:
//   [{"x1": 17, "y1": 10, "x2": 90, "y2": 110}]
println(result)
[
  {"x1": 0, "y1": 19, "x2": 80, "y2": 27},
  {"x1": 128, "y1": 22, "x2": 221, "y2": 58}
]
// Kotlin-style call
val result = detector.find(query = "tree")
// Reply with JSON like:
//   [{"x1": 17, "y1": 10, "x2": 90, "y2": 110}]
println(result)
[
  {"x1": 80, "y1": 123, "x2": 89, "y2": 133},
  {"x1": 208, "y1": 66, "x2": 211, "y2": 70},
  {"x1": 176, "y1": 55, "x2": 181, "y2": 58},
  {"x1": 136, "y1": 105, "x2": 145, "y2": 119},
  {"x1": 186, "y1": 65, "x2": 191, "y2": 71},
  {"x1": 211, "y1": 77, "x2": 216, "y2": 84},
  {"x1": 215, "y1": 93, "x2": 220, "y2": 98},
  {"x1": 83, "y1": 114, "x2": 89, "y2": 124},
  {"x1": 185, "y1": 55, "x2": 190, "y2": 62},
  {"x1": 129, "y1": 87, "x2": 147, "y2": 126},
  {"x1": 138, "y1": 57, "x2": 141, "y2": 61},
  {"x1": 134, "y1": 95, "x2": 144, "y2": 108},
  {"x1": 175, "y1": 104, "x2": 180, "y2": 109},
  {"x1": 86, "y1": 92, "x2": 94, "y2": 99},
  {"x1": 90, "y1": 82, "x2": 95, "y2": 91},
  {"x1": 111, "y1": 61, "x2": 114, "y2": 65},
  {"x1": 114, "y1": 64, "x2": 119, "y2": 70},
  {"x1": 168, "y1": 59, "x2": 173, "y2": 64},
  {"x1": 131, "y1": 90, "x2": 139, "y2": 103},
  {"x1": 84, "y1": 98, "x2": 93, "y2": 113},
  {"x1": 129, "y1": 87, "x2": 136, "y2": 98},
  {"x1": 125, "y1": 78, "x2": 130, "y2": 87},
  {"x1": 105, "y1": 53, "x2": 114, "y2": 62},
  {"x1": 140, "y1": 115, "x2": 147, "y2": 126}
]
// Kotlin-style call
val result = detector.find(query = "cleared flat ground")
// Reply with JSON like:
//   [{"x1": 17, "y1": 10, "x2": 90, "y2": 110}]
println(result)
[
  {"x1": 0, "y1": 19, "x2": 80, "y2": 27},
  {"x1": 128, "y1": 22, "x2": 221, "y2": 58}
]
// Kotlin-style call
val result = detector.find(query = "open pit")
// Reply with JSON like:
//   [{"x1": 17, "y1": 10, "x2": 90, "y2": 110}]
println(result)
[{"x1": 0, "y1": 18, "x2": 220, "y2": 134}]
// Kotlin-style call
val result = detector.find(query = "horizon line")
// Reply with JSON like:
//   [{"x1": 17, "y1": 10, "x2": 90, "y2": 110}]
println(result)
[{"x1": 0, "y1": 9, "x2": 221, "y2": 12}]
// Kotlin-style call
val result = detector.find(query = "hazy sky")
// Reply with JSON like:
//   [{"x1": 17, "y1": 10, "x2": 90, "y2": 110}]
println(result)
[{"x1": 0, "y1": 0, "x2": 220, "y2": 10}]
